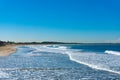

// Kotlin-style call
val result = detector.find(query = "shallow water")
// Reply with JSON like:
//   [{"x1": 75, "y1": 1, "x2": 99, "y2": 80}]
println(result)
[{"x1": 0, "y1": 44, "x2": 120, "y2": 80}]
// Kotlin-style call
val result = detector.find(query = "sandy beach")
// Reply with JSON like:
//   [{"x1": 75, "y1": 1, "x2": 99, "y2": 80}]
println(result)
[{"x1": 0, "y1": 45, "x2": 16, "y2": 56}]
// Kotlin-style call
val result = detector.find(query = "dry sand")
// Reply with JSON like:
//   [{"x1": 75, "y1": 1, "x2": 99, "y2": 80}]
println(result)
[{"x1": 0, "y1": 44, "x2": 16, "y2": 56}]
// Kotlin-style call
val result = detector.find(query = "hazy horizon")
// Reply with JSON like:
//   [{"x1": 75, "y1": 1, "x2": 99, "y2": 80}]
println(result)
[{"x1": 0, "y1": 0, "x2": 120, "y2": 43}]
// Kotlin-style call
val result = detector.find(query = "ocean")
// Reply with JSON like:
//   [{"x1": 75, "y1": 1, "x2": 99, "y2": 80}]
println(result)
[{"x1": 0, "y1": 44, "x2": 120, "y2": 80}]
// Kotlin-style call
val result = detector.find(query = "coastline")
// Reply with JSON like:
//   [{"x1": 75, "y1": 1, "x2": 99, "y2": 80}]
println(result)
[
  {"x1": 0, "y1": 43, "x2": 119, "y2": 57},
  {"x1": 0, "y1": 44, "x2": 54, "y2": 56},
  {"x1": 0, "y1": 44, "x2": 17, "y2": 56},
  {"x1": 0, "y1": 44, "x2": 61, "y2": 57}
]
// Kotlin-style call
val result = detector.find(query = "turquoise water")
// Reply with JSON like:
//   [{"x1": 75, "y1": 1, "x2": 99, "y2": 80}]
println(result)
[{"x1": 0, "y1": 44, "x2": 120, "y2": 80}]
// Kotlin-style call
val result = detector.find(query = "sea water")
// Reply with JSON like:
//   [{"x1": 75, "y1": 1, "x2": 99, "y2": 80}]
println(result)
[{"x1": 0, "y1": 44, "x2": 120, "y2": 80}]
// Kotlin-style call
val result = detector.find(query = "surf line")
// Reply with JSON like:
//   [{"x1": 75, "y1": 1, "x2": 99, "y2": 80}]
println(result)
[{"x1": 65, "y1": 52, "x2": 120, "y2": 75}]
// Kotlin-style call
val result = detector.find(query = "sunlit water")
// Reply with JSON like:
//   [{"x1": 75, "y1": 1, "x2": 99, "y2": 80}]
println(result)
[{"x1": 0, "y1": 44, "x2": 120, "y2": 80}]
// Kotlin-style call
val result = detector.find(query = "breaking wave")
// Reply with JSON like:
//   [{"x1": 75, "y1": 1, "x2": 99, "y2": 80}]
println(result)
[
  {"x1": 17, "y1": 45, "x2": 120, "y2": 74},
  {"x1": 105, "y1": 50, "x2": 120, "y2": 56}
]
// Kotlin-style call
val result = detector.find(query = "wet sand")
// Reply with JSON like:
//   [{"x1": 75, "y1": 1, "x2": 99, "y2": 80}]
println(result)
[{"x1": 0, "y1": 45, "x2": 16, "y2": 56}]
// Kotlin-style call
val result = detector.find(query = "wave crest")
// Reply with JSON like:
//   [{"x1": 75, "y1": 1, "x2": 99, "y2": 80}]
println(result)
[{"x1": 105, "y1": 50, "x2": 120, "y2": 56}]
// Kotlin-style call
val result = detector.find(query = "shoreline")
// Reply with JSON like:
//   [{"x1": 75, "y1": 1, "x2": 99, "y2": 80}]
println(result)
[
  {"x1": 1, "y1": 43, "x2": 119, "y2": 57},
  {"x1": 0, "y1": 44, "x2": 17, "y2": 56},
  {"x1": 0, "y1": 44, "x2": 57, "y2": 56}
]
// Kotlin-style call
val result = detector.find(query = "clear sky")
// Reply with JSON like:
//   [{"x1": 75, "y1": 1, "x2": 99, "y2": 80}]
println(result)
[{"x1": 0, "y1": 0, "x2": 120, "y2": 43}]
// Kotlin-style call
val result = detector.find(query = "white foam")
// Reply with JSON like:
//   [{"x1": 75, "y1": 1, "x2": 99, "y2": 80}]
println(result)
[
  {"x1": 24, "y1": 52, "x2": 42, "y2": 56},
  {"x1": 19, "y1": 45, "x2": 120, "y2": 74},
  {"x1": 105, "y1": 50, "x2": 120, "y2": 56},
  {"x1": 26, "y1": 45, "x2": 68, "y2": 54},
  {"x1": 19, "y1": 45, "x2": 67, "y2": 56},
  {"x1": 0, "y1": 70, "x2": 9, "y2": 78},
  {"x1": 67, "y1": 52, "x2": 120, "y2": 74}
]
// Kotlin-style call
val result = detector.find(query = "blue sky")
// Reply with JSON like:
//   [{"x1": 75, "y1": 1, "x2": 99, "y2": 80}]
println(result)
[{"x1": 0, "y1": 0, "x2": 120, "y2": 43}]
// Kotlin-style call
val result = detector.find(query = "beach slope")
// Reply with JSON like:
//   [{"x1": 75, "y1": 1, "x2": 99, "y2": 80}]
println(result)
[{"x1": 0, "y1": 45, "x2": 16, "y2": 56}]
